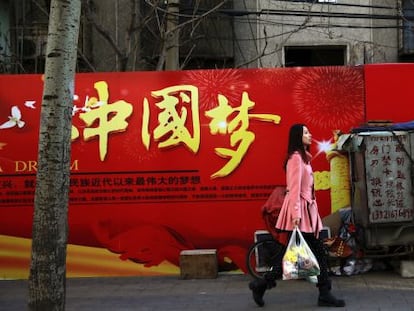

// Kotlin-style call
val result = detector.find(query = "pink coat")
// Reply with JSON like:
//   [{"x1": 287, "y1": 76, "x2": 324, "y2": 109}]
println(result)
[{"x1": 275, "y1": 152, "x2": 323, "y2": 237}]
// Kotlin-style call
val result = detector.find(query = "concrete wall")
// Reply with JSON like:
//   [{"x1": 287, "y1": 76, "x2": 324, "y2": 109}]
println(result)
[{"x1": 87, "y1": 0, "x2": 234, "y2": 71}]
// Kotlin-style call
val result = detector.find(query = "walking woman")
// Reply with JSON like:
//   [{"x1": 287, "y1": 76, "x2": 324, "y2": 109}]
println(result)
[{"x1": 249, "y1": 123, "x2": 345, "y2": 308}]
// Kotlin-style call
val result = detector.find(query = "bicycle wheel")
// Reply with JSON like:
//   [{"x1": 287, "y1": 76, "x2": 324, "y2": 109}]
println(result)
[{"x1": 246, "y1": 239, "x2": 285, "y2": 280}]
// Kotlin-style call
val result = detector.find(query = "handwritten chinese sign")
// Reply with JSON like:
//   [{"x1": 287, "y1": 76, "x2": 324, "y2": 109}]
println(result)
[{"x1": 365, "y1": 132, "x2": 414, "y2": 223}]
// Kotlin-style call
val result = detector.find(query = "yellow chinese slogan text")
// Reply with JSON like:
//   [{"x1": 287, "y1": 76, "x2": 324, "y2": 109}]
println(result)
[
  {"x1": 143, "y1": 85, "x2": 200, "y2": 153},
  {"x1": 205, "y1": 91, "x2": 281, "y2": 178},
  {"x1": 72, "y1": 81, "x2": 133, "y2": 161}
]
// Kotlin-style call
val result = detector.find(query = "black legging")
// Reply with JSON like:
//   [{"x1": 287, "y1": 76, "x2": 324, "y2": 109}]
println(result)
[
  {"x1": 302, "y1": 232, "x2": 330, "y2": 284},
  {"x1": 269, "y1": 231, "x2": 329, "y2": 285}
]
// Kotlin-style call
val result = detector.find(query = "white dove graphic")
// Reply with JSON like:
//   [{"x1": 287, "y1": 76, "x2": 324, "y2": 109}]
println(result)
[
  {"x1": 0, "y1": 106, "x2": 25, "y2": 129},
  {"x1": 24, "y1": 101, "x2": 36, "y2": 109}
]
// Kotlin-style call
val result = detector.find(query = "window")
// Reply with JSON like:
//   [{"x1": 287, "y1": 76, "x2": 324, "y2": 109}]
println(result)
[{"x1": 401, "y1": 0, "x2": 414, "y2": 55}]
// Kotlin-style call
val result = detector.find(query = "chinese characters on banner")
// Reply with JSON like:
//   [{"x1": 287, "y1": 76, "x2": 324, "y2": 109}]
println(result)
[
  {"x1": 72, "y1": 81, "x2": 281, "y2": 178},
  {"x1": 0, "y1": 171, "x2": 277, "y2": 206},
  {"x1": 72, "y1": 81, "x2": 133, "y2": 161},
  {"x1": 365, "y1": 133, "x2": 414, "y2": 223},
  {"x1": 142, "y1": 85, "x2": 281, "y2": 178},
  {"x1": 0, "y1": 78, "x2": 283, "y2": 207}
]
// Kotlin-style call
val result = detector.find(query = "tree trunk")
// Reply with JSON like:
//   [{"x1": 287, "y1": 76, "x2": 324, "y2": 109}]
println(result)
[
  {"x1": 28, "y1": 1, "x2": 81, "y2": 310},
  {"x1": 165, "y1": 0, "x2": 180, "y2": 70}
]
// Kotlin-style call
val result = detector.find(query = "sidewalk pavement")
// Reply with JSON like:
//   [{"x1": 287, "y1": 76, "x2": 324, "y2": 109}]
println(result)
[{"x1": 1, "y1": 270, "x2": 414, "y2": 311}]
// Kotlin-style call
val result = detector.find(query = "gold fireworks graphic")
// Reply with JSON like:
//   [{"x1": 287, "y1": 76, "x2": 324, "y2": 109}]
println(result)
[
  {"x1": 181, "y1": 69, "x2": 249, "y2": 110},
  {"x1": 253, "y1": 67, "x2": 304, "y2": 91},
  {"x1": 292, "y1": 66, "x2": 364, "y2": 130}
]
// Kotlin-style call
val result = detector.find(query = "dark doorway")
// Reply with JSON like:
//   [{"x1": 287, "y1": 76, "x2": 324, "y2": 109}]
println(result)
[{"x1": 284, "y1": 46, "x2": 346, "y2": 67}]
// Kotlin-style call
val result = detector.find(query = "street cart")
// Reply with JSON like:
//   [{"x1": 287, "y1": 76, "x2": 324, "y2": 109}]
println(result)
[{"x1": 338, "y1": 124, "x2": 414, "y2": 259}]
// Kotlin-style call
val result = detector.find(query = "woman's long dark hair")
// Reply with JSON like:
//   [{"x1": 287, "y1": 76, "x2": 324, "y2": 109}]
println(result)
[{"x1": 283, "y1": 123, "x2": 310, "y2": 170}]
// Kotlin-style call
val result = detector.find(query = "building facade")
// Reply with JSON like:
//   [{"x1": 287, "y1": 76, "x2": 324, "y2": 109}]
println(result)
[{"x1": 233, "y1": 0, "x2": 404, "y2": 67}]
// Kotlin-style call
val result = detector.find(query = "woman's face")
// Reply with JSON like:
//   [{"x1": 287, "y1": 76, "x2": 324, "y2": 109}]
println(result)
[{"x1": 302, "y1": 126, "x2": 312, "y2": 146}]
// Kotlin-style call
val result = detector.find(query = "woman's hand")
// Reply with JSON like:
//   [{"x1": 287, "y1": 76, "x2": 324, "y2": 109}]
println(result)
[{"x1": 292, "y1": 218, "x2": 300, "y2": 227}]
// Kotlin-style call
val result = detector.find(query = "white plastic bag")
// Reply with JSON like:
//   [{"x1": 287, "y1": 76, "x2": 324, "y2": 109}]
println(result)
[{"x1": 282, "y1": 227, "x2": 320, "y2": 280}]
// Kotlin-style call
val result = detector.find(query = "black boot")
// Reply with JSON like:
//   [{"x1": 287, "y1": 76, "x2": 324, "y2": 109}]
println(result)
[
  {"x1": 249, "y1": 279, "x2": 267, "y2": 307},
  {"x1": 264, "y1": 270, "x2": 277, "y2": 289},
  {"x1": 317, "y1": 281, "x2": 345, "y2": 307},
  {"x1": 248, "y1": 271, "x2": 277, "y2": 307}
]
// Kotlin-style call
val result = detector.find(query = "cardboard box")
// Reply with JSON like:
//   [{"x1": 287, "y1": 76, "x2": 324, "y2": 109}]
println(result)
[
  {"x1": 180, "y1": 249, "x2": 218, "y2": 279},
  {"x1": 400, "y1": 260, "x2": 414, "y2": 278},
  {"x1": 322, "y1": 210, "x2": 342, "y2": 237}
]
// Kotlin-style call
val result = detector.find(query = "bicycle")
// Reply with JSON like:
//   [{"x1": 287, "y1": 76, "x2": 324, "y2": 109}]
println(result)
[
  {"x1": 246, "y1": 186, "x2": 287, "y2": 280},
  {"x1": 245, "y1": 230, "x2": 348, "y2": 280},
  {"x1": 245, "y1": 231, "x2": 286, "y2": 280}
]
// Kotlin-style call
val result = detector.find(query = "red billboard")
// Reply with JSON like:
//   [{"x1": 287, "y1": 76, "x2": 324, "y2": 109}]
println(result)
[{"x1": 0, "y1": 64, "x2": 411, "y2": 278}]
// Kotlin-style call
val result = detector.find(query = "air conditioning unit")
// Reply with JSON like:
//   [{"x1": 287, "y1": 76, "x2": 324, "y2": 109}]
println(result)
[{"x1": 18, "y1": 35, "x2": 48, "y2": 59}]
